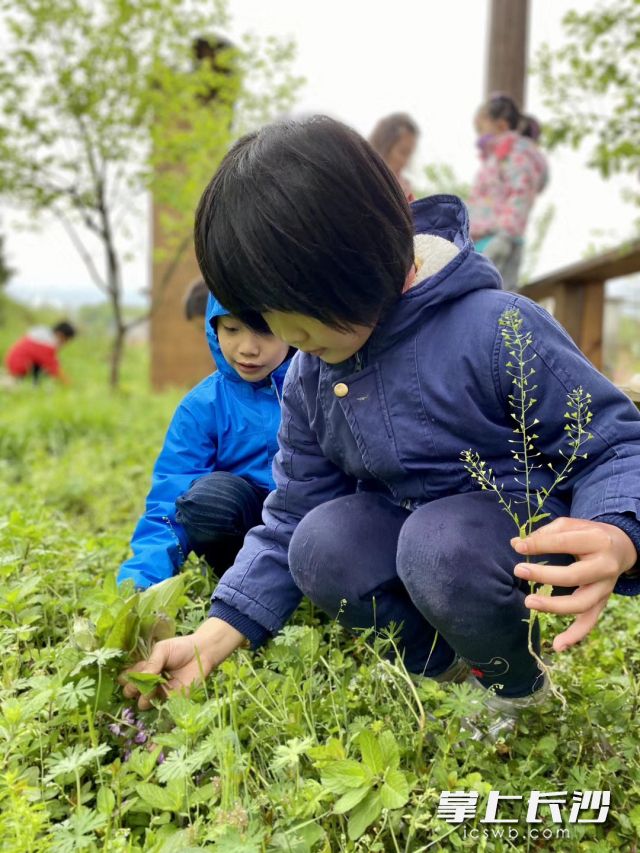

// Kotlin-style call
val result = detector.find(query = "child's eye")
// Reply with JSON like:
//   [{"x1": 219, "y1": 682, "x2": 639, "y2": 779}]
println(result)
[{"x1": 222, "y1": 325, "x2": 238, "y2": 334}]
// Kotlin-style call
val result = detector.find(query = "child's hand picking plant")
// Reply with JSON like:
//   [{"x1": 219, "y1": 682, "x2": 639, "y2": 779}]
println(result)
[
  {"x1": 118, "y1": 617, "x2": 246, "y2": 709},
  {"x1": 512, "y1": 516, "x2": 637, "y2": 652}
]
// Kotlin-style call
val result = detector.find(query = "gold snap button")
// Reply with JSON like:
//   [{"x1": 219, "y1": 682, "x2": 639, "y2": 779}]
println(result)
[{"x1": 334, "y1": 382, "x2": 349, "y2": 398}]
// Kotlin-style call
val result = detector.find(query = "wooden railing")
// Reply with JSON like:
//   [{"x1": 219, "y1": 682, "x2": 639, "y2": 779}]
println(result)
[{"x1": 520, "y1": 241, "x2": 640, "y2": 374}]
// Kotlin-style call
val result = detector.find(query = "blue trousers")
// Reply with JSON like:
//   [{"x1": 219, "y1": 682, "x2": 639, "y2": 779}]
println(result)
[
  {"x1": 175, "y1": 472, "x2": 268, "y2": 574},
  {"x1": 289, "y1": 491, "x2": 572, "y2": 698}
]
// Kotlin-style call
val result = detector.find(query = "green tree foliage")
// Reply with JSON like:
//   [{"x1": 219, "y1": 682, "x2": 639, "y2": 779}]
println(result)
[
  {"x1": 0, "y1": 231, "x2": 14, "y2": 324},
  {"x1": 0, "y1": 0, "x2": 301, "y2": 387},
  {"x1": 536, "y1": 1, "x2": 640, "y2": 198},
  {"x1": 417, "y1": 162, "x2": 470, "y2": 201}
]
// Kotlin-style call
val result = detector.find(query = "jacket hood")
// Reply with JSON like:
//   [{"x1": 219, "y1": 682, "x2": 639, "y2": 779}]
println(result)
[
  {"x1": 368, "y1": 195, "x2": 502, "y2": 354},
  {"x1": 205, "y1": 294, "x2": 292, "y2": 387},
  {"x1": 205, "y1": 294, "x2": 230, "y2": 372}
]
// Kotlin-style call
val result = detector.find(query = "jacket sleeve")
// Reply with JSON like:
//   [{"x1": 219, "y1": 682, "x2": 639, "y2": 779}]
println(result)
[
  {"x1": 495, "y1": 147, "x2": 540, "y2": 237},
  {"x1": 209, "y1": 367, "x2": 356, "y2": 642},
  {"x1": 117, "y1": 393, "x2": 217, "y2": 589},
  {"x1": 494, "y1": 298, "x2": 640, "y2": 594}
]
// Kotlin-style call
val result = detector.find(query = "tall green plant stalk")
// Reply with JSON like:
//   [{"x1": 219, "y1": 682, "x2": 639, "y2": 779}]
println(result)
[{"x1": 461, "y1": 308, "x2": 593, "y2": 702}]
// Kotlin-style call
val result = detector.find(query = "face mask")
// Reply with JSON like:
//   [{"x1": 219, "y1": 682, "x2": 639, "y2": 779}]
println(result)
[{"x1": 476, "y1": 133, "x2": 494, "y2": 153}]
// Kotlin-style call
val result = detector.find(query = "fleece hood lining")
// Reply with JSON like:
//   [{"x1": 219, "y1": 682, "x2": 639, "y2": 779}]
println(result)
[{"x1": 411, "y1": 233, "x2": 461, "y2": 288}]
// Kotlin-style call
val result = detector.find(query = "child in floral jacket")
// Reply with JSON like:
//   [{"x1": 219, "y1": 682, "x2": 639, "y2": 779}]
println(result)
[{"x1": 468, "y1": 94, "x2": 548, "y2": 290}]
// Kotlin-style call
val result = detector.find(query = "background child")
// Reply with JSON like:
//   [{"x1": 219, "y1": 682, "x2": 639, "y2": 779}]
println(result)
[
  {"x1": 467, "y1": 94, "x2": 548, "y2": 290},
  {"x1": 122, "y1": 117, "x2": 640, "y2": 721},
  {"x1": 117, "y1": 295, "x2": 291, "y2": 589},
  {"x1": 369, "y1": 112, "x2": 420, "y2": 201},
  {"x1": 5, "y1": 319, "x2": 76, "y2": 384}
]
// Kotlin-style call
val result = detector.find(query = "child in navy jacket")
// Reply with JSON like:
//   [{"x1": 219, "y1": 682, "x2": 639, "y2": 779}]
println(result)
[{"x1": 122, "y1": 117, "x2": 640, "y2": 718}]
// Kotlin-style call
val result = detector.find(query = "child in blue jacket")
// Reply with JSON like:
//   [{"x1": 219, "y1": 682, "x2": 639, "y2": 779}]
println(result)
[
  {"x1": 117, "y1": 296, "x2": 291, "y2": 589},
  {"x1": 123, "y1": 117, "x2": 640, "y2": 718}
]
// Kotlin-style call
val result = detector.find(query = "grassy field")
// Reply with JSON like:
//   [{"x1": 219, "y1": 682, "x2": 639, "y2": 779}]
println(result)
[{"x1": 0, "y1": 305, "x2": 639, "y2": 851}]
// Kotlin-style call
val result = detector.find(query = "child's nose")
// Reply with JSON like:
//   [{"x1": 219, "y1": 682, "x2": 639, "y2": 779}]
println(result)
[{"x1": 238, "y1": 336, "x2": 260, "y2": 356}]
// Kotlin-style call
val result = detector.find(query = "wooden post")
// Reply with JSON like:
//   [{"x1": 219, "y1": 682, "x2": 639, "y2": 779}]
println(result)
[
  {"x1": 578, "y1": 281, "x2": 605, "y2": 370},
  {"x1": 486, "y1": 0, "x2": 530, "y2": 106}
]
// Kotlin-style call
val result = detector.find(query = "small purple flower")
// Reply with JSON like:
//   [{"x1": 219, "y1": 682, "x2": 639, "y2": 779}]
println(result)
[
  {"x1": 122, "y1": 708, "x2": 135, "y2": 724},
  {"x1": 108, "y1": 723, "x2": 123, "y2": 737},
  {"x1": 134, "y1": 731, "x2": 147, "y2": 744},
  {"x1": 157, "y1": 752, "x2": 165, "y2": 764},
  {"x1": 123, "y1": 750, "x2": 132, "y2": 762}
]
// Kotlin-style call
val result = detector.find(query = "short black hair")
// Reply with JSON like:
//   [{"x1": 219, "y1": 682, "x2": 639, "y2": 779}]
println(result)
[
  {"x1": 213, "y1": 310, "x2": 273, "y2": 336},
  {"x1": 53, "y1": 320, "x2": 76, "y2": 339},
  {"x1": 194, "y1": 115, "x2": 414, "y2": 330},
  {"x1": 184, "y1": 279, "x2": 209, "y2": 320},
  {"x1": 183, "y1": 278, "x2": 272, "y2": 333},
  {"x1": 481, "y1": 93, "x2": 520, "y2": 130}
]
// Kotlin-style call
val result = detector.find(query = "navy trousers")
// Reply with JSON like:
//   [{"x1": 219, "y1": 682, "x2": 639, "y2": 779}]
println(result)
[
  {"x1": 289, "y1": 491, "x2": 573, "y2": 698},
  {"x1": 175, "y1": 471, "x2": 268, "y2": 575}
]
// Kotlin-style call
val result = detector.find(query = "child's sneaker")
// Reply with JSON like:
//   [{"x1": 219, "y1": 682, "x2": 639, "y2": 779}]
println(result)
[
  {"x1": 481, "y1": 675, "x2": 550, "y2": 717},
  {"x1": 429, "y1": 656, "x2": 471, "y2": 684},
  {"x1": 463, "y1": 674, "x2": 550, "y2": 742}
]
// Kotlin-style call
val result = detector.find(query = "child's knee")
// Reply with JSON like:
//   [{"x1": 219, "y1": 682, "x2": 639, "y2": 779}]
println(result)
[
  {"x1": 396, "y1": 498, "x2": 491, "y2": 618},
  {"x1": 183, "y1": 470, "x2": 243, "y2": 500},
  {"x1": 288, "y1": 502, "x2": 359, "y2": 606},
  {"x1": 289, "y1": 506, "x2": 334, "y2": 595},
  {"x1": 176, "y1": 472, "x2": 251, "y2": 540}
]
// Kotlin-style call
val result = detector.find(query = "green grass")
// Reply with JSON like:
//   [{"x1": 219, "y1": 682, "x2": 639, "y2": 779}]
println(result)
[{"x1": 0, "y1": 310, "x2": 639, "y2": 851}]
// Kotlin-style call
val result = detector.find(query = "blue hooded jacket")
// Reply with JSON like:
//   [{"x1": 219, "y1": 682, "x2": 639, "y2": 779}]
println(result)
[
  {"x1": 209, "y1": 195, "x2": 640, "y2": 646},
  {"x1": 117, "y1": 296, "x2": 292, "y2": 589}
]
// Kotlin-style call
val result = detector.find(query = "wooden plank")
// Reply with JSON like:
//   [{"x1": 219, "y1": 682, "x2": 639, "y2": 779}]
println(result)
[
  {"x1": 578, "y1": 281, "x2": 605, "y2": 370},
  {"x1": 618, "y1": 386, "x2": 640, "y2": 405},
  {"x1": 551, "y1": 282, "x2": 583, "y2": 344},
  {"x1": 522, "y1": 242, "x2": 640, "y2": 291}
]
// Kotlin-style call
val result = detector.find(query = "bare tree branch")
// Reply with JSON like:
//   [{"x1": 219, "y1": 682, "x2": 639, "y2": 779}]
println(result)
[
  {"x1": 56, "y1": 209, "x2": 109, "y2": 294},
  {"x1": 124, "y1": 310, "x2": 150, "y2": 332}
]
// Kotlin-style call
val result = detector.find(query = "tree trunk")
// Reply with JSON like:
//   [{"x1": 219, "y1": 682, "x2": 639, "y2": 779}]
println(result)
[
  {"x1": 110, "y1": 321, "x2": 126, "y2": 388},
  {"x1": 101, "y1": 196, "x2": 126, "y2": 390}
]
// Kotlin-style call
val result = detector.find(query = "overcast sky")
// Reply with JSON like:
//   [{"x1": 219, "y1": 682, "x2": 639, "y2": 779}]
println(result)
[{"x1": 3, "y1": 0, "x2": 634, "y2": 307}]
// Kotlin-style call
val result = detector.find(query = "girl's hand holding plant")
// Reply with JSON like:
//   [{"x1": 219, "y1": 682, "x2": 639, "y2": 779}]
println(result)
[
  {"x1": 119, "y1": 617, "x2": 246, "y2": 710},
  {"x1": 513, "y1": 517, "x2": 637, "y2": 652}
]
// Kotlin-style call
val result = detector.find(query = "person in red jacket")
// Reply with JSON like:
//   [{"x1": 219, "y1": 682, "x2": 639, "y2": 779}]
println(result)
[{"x1": 5, "y1": 320, "x2": 76, "y2": 384}]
